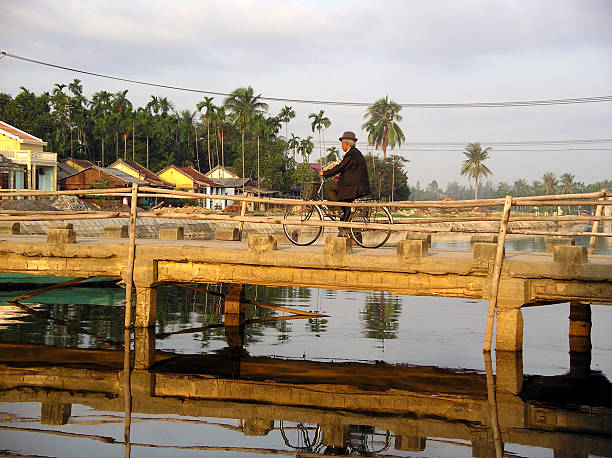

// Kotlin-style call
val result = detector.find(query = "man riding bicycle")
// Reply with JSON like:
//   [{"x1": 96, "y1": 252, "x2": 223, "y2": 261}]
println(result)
[{"x1": 318, "y1": 131, "x2": 371, "y2": 229}]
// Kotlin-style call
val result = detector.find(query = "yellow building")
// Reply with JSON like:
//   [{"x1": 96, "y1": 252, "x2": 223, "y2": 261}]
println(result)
[
  {"x1": 108, "y1": 159, "x2": 172, "y2": 188},
  {"x1": 0, "y1": 121, "x2": 57, "y2": 190},
  {"x1": 157, "y1": 165, "x2": 234, "y2": 209}
]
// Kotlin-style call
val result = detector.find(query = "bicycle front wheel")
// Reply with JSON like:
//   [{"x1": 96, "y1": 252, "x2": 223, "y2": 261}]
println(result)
[
  {"x1": 349, "y1": 206, "x2": 393, "y2": 248},
  {"x1": 283, "y1": 204, "x2": 324, "y2": 246}
]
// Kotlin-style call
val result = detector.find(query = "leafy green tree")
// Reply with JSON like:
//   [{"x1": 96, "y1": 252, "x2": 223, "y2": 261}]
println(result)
[
  {"x1": 366, "y1": 153, "x2": 410, "y2": 201},
  {"x1": 224, "y1": 86, "x2": 268, "y2": 190},
  {"x1": 308, "y1": 109, "x2": 331, "y2": 165},
  {"x1": 362, "y1": 96, "x2": 405, "y2": 158},
  {"x1": 542, "y1": 171, "x2": 558, "y2": 195},
  {"x1": 460, "y1": 142, "x2": 493, "y2": 200},
  {"x1": 135, "y1": 107, "x2": 154, "y2": 168}
]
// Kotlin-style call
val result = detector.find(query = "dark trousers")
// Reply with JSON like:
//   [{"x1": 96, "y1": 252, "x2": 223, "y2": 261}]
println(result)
[{"x1": 324, "y1": 180, "x2": 353, "y2": 222}]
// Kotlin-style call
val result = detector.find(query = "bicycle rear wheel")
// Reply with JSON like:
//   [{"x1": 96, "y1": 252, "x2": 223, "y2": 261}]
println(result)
[
  {"x1": 349, "y1": 206, "x2": 393, "y2": 248},
  {"x1": 283, "y1": 204, "x2": 324, "y2": 246}
]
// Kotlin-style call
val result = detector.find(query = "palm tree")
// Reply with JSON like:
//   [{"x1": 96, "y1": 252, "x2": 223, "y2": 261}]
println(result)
[
  {"x1": 542, "y1": 172, "x2": 558, "y2": 195},
  {"x1": 326, "y1": 146, "x2": 340, "y2": 163},
  {"x1": 90, "y1": 90, "x2": 113, "y2": 166},
  {"x1": 212, "y1": 106, "x2": 227, "y2": 173},
  {"x1": 136, "y1": 107, "x2": 154, "y2": 168},
  {"x1": 51, "y1": 84, "x2": 71, "y2": 157},
  {"x1": 178, "y1": 109, "x2": 197, "y2": 166},
  {"x1": 362, "y1": 96, "x2": 405, "y2": 158},
  {"x1": 308, "y1": 110, "x2": 331, "y2": 165},
  {"x1": 560, "y1": 172, "x2": 575, "y2": 194},
  {"x1": 288, "y1": 134, "x2": 300, "y2": 161},
  {"x1": 512, "y1": 178, "x2": 529, "y2": 197},
  {"x1": 112, "y1": 90, "x2": 133, "y2": 160},
  {"x1": 298, "y1": 136, "x2": 314, "y2": 163},
  {"x1": 278, "y1": 105, "x2": 295, "y2": 142},
  {"x1": 196, "y1": 96, "x2": 215, "y2": 171},
  {"x1": 224, "y1": 86, "x2": 268, "y2": 191},
  {"x1": 252, "y1": 113, "x2": 266, "y2": 189},
  {"x1": 459, "y1": 142, "x2": 493, "y2": 200}
]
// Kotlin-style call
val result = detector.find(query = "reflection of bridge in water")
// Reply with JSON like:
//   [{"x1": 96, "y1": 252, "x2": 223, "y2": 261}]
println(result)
[{"x1": 1, "y1": 327, "x2": 610, "y2": 457}]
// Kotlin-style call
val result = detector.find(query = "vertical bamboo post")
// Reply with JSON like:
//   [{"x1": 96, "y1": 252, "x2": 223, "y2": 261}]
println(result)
[
  {"x1": 124, "y1": 183, "x2": 138, "y2": 328},
  {"x1": 123, "y1": 328, "x2": 132, "y2": 458},
  {"x1": 588, "y1": 193, "x2": 604, "y2": 255},
  {"x1": 483, "y1": 195, "x2": 513, "y2": 352},
  {"x1": 238, "y1": 195, "x2": 247, "y2": 234},
  {"x1": 484, "y1": 352, "x2": 504, "y2": 458}
]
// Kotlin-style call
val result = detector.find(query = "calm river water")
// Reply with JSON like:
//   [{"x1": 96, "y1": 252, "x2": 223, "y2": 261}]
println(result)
[{"x1": 0, "y1": 236, "x2": 610, "y2": 457}]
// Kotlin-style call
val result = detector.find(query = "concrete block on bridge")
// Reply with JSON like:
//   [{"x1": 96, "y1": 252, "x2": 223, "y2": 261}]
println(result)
[
  {"x1": 104, "y1": 224, "x2": 128, "y2": 238},
  {"x1": 470, "y1": 234, "x2": 498, "y2": 246},
  {"x1": 47, "y1": 222, "x2": 76, "y2": 244},
  {"x1": 248, "y1": 234, "x2": 277, "y2": 253},
  {"x1": 553, "y1": 245, "x2": 587, "y2": 264},
  {"x1": 215, "y1": 228, "x2": 241, "y2": 241},
  {"x1": 405, "y1": 232, "x2": 431, "y2": 247},
  {"x1": 397, "y1": 239, "x2": 428, "y2": 259},
  {"x1": 323, "y1": 236, "x2": 352, "y2": 256},
  {"x1": 159, "y1": 226, "x2": 184, "y2": 240},
  {"x1": 0, "y1": 222, "x2": 21, "y2": 235},
  {"x1": 546, "y1": 237, "x2": 575, "y2": 252},
  {"x1": 473, "y1": 242, "x2": 502, "y2": 261}
]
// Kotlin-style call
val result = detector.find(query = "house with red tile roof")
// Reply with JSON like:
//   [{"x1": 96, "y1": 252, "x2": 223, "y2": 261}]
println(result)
[
  {"x1": 157, "y1": 165, "x2": 235, "y2": 209},
  {"x1": 108, "y1": 159, "x2": 173, "y2": 188},
  {"x1": 0, "y1": 120, "x2": 57, "y2": 190}
]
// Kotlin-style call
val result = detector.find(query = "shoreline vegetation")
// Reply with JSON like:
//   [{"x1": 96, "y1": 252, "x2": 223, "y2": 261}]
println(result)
[{"x1": 1, "y1": 83, "x2": 609, "y2": 205}]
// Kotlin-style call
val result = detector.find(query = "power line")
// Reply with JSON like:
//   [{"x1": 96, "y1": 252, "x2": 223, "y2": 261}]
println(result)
[{"x1": 3, "y1": 51, "x2": 612, "y2": 109}]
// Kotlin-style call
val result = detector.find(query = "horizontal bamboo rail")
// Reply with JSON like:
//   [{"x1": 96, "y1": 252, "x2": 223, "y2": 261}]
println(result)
[{"x1": 0, "y1": 187, "x2": 609, "y2": 238}]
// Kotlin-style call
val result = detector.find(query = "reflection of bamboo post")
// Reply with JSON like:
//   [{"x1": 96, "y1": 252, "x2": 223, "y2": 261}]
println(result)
[
  {"x1": 484, "y1": 195, "x2": 513, "y2": 352},
  {"x1": 484, "y1": 352, "x2": 503, "y2": 458},
  {"x1": 124, "y1": 183, "x2": 138, "y2": 328},
  {"x1": 123, "y1": 328, "x2": 132, "y2": 458},
  {"x1": 588, "y1": 193, "x2": 604, "y2": 255}
]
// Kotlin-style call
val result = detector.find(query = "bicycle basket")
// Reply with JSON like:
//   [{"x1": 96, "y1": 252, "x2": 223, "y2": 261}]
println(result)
[{"x1": 300, "y1": 182, "x2": 319, "y2": 200}]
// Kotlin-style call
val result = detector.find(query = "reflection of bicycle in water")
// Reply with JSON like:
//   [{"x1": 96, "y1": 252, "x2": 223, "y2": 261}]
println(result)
[
  {"x1": 283, "y1": 181, "x2": 393, "y2": 249},
  {"x1": 279, "y1": 421, "x2": 391, "y2": 455}
]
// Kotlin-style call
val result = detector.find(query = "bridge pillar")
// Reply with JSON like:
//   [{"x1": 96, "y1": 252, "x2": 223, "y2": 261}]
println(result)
[
  {"x1": 395, "y1": 435, "x2": 426, "y2": 452},
  {"x1": 569, "y1": 301, "x2": 592, "y2": 376},
  {"x1": 321, "y1": 423, "x2": 349, "y2": 447},
  {"x1": 493, "y1": 279, "x2": 529, "y2": 352},
  {"x1": 41, "y1": 402, "x2": 71, "y2": 425},
  {"x1": 242, "y1": 418, "x2": 274, "y2": 436},
  {"x1": 470, "y1": 428, "x2": 498, "y2": 458},
  {"x1": 134, "y1": 327, "x2": 156, "y2": 369},
  {"x1": 224, "y1": 283, "x2": 246, "y2": 352},
  {"x1": 135, "y1": 286, "x2": 157, "y2": 328}
]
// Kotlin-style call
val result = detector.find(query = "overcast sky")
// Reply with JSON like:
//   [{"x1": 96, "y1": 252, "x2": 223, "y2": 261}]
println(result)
[{"x1": 1, "y1": 0, "x2": 611, "y2": 187}]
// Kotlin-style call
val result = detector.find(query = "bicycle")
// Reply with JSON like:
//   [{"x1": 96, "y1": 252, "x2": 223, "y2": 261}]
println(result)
[{"x1": 283, "y1": 180, "x2": 393, "y2": 248}]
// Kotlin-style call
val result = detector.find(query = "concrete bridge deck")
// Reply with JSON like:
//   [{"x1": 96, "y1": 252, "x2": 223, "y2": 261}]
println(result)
[
  {"x1": 0, "y1": 342, "x2": 610, "y2": 456},
  {"x1": 0, "y1": 233, "x2": 610, "y2": 351}
]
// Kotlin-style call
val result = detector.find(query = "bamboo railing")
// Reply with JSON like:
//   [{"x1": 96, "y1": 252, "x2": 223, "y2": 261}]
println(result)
[{"x1": 0, "y1": 186, "x2": 609, "y2": 348}]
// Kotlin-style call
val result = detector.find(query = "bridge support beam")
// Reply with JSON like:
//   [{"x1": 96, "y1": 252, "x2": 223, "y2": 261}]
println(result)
[
  {"x1": 135, "y1": 286, "x2": 157, "y2": 328},
  {"x1": 569, "y1": 301, "x2": 592, "y2": 376},
  {"x1": 495, "y1": 308, "x2": 524, "y2": 352}
]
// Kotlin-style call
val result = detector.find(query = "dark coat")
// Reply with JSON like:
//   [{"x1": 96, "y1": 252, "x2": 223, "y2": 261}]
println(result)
[{"x1": 322, "y1": 146, "x2": 370, "y2": 201}]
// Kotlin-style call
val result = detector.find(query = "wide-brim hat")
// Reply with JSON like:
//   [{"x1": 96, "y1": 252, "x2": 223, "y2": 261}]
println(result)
[{"x1": 339, "y1": 131, "x2": 358, "y2": 142}]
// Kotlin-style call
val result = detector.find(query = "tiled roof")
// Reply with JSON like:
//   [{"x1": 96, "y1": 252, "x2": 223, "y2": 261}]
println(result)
[
  {"x1": 110, "y1": 160, "x2": 173, "y2": 187},
  {"x1": 0, "y1": 121, "x2": 44, "y2": 143},
  {"x1": 176, "y1": 166, "x2": 222, "y2": 187},
  {"x1": 70, "y1": 159, "x2": 95, "y2": 168}
]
